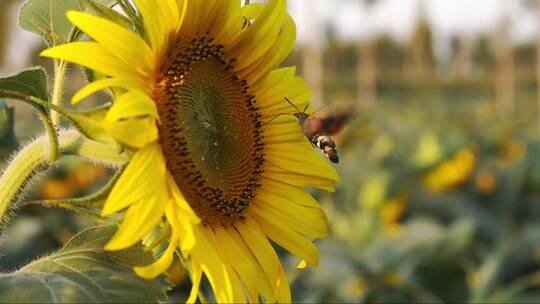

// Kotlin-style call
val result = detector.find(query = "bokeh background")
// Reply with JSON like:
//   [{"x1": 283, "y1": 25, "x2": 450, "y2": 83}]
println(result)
[{"x1": 2, "y1": 0, "x2": 540, "y2": 302}]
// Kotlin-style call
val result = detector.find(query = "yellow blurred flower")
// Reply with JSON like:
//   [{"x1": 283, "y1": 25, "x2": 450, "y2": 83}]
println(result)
[
  {"x1": 499, "y1": 137, "x2": 527, "y2": 163},
  {"x1": 423, "y1": 147, "x2": 476, "y2": 192},
  {"x1": 358, "y1": 172, "x2": 389, "y2": 210},
  {"x1": 413, "y1": 132, "x2": 442, "y2": 168},
  {"x1": 475, "y1": 170, "x2": 497, "y2": 194},
  {"x1": 344, "y1": 277, "x2": 368, "y2": 297},
  {"x1": 383, "y1": 272, "x2": 404, "y2": 287},
  {"x1": 379, "y1": 193, "x2": 407, "y2": 237},
  {"x1": 466, "y1": 270, "x2": 480, "y2": 288}
]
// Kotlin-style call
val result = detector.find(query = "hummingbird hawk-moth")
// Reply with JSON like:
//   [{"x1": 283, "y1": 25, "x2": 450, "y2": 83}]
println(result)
[{"x1": 270, "y1": 97, "x2": 356, "y2": 164}]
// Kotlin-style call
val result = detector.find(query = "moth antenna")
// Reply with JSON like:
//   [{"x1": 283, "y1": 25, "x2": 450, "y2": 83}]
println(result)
[
  {"x1": 284, "y1": 97, "x2": 303, "y2": 113},
  {"x1": 263, "y1": 113, "x2": 296, "y2": 126},
  {"x1": 302, "y1": 104, "x2": 308, "y2": 113}
]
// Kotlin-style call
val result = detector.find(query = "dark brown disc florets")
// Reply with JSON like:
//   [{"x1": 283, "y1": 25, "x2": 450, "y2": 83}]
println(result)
[{"x1": 154, "y1": 34, "x2": 265, "y2": 226}]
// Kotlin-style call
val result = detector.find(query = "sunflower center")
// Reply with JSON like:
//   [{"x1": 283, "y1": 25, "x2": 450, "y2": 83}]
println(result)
[{"x1": 154, "y1": 35, "x2": 265, "y2": 226}]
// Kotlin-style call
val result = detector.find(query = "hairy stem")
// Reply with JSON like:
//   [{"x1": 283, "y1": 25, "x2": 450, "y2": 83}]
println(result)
[
  {"x1": 0, "y1": 129, "x2": 127, "y2": 235},
  {"x1": 51, "y1": 59, "x2": 67, "y2": 126},
  {"x1": 35, "y1": 104, "x2": 59, "y2": 161}
]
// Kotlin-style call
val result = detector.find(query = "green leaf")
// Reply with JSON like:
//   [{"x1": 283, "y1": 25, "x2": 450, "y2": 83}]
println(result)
[
  {"x1": 0, "y1": 68, "x2": 48, "y2": 101},
  {"x1": 0, "y1": 68, "x2": 62, "y2": 160},
  {"x1": 19, "y1": 0, "x2": 117, "y2": 45},
  {"x1": 0, "y1": 225, "x2": 170, "y2": 303}
]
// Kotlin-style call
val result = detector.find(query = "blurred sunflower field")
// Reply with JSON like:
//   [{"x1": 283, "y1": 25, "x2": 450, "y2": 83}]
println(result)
[{"x1": 2, "y1": 0, "x2": 540, "y2": 303}]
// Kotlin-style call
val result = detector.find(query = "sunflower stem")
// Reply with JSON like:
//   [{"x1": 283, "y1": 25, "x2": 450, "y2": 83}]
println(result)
[
  {"x1": 0, "y1": 129, "x2": 127, "y2": 236},
  {"x1": 51, "y1": 59, "x2": 67, "y2": 126}
]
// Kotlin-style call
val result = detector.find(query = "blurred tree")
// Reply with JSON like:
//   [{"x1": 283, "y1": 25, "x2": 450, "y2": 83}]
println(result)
[
  {"x1": 472, "y1": 35, "x2": 495, "y2": 74},
  {"x1": 0, "y1": 0, "x2": 16, "y2": 71},
  {"x1": 537, "y1": 0, "x2": 540, "y2": 136},
  {"x1": 494, "y1": 16, "x2": 515, "y2": 116},
  {"x1": 405, "y1": 2, "x2": 435, "y2": 78},
  {"x1": 357, "y1": 40, "x2": 377, "y2": 108},
  {"x1": 301, "y1": 0, "x2": 324, "y2": 108},
  {"x1": 514, "y1": 43, "x2": 535, "y2": 74},
  {"x1": 375, "y1": 35, "x2": 406, "y2": 73},
  {"x1": 356, "y1": 0, "x2": 379, "y2": 109},
  {"x1": 449, "y1": 35, "x2": 473, "y2": 78}
]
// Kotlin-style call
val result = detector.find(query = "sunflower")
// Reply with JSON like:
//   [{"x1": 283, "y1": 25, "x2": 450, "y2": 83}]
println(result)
[{"x1": 42, "y1": 0, "x2": 339, "y2": 302}]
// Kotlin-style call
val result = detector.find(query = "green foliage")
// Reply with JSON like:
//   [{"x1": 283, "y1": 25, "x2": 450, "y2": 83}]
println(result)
[
  {"x1": 0, "y1": 225, "x2": 170, "y2": 303},
  {"x1": 0, "y1": 68, "x2": 48, "y2": 102},
  {"x1": 19, "y1": 0, "x2": 116, "y2": 46}
]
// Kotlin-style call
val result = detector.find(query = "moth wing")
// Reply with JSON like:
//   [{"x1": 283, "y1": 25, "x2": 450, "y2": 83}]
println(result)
[{"x1": 310, "y1": 103, "x2": 358, "y2": 135}]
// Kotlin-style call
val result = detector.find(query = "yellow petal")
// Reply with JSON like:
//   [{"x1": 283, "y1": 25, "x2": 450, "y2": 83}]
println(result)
[
  {"x1": 236, "y1": 218, "x2": 280, "y2": 286},
  {"x1": 102, "y1": 143, "x2": 166, "y2": 215},
  {"x1": 230, "y1": 0, "x2": 286, "y2": 69},
  {"x1": 253, "y1": 67, "x2": 296, "y2": 95},
  {"x1": 165, "y1": 203, "x2": 197, "y2": 256},
  {"x1": 260, "y1": 178, "x2": 322, "y2": 209},
  {"x1": 213, "y1": 0, "x2": 244, "y2": 44},
  {"x1": 192, "y1": 0, "x2": 223, "y2": 37},
  {"x1": 253, "y1": 213, "x2": 320, "y2": 267},
  {"x1": 243, "y1": 14, "x2": 296, "y2": 85},
  {"x1": 257, "y1": 77, "x2": 311, "y2": 116},
  {"x1": 41, "y1": 42, "x2": 146, "y2": 88},
  {"x1": 187, "y1": 259, "x2": 203, "y2": 304},
  {"x1": 103, "y1": 117, "x2": 158, "y2": 149},
  {"x1": 203, "y1": 230, "x2": 245, "y2": 303},
  {"x1": 265, "y1": 141, "x2": 340, "y2": 189},
  {"x1": 263, "y1": 122, "x2": 305, "y2": 144},
  {"x1": 264, "y1": 170, "x2": 335, "y2": 192},
  {"x1": 254, "y1": 191, "x2": 328, "y2": 238},
  {"x1": 253, "y1": 67, "x2": 311, "y2": 119},
  {"x1": 297, "y1": 260, "x2": 308, "y2": 269},
  {"x1": 66, "y1": 11, "x2": 154, "y2": 75},
  {"x1": 105, "y1": 195, "x2": 167, "y2": 250},
  {"x1": 191, "y1": 227, "x2": 234, "y2": 303},
  {"x1": 214, "y1": 227, "x2": 273, "y2": 302},
  {"x1": 134, "y1": 0, "x2": 179, "y2": 57},
  {"x1": 133, "y1": 234, "x2": 178, "y2": 279},
  {"x1": 167, "y1": 173, "x2": 200, "y2": 224},
  {"x1": 72, "y1": 78, "x2": 144, "y2": 104},
  {"x1": 276, "y1": 266, "x2": 291, "y2": 303},
  {"x1": 106, "y1": 91, "x2": 158, "y2": 121}
]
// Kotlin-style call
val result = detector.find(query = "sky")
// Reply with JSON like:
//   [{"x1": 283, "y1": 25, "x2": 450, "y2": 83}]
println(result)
[{"x1": 290, "y1": 0, "x2": 538, "y2": 44}]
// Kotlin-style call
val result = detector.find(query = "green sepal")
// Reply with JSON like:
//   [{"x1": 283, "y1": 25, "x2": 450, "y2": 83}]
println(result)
[{"x1": 62, "y1": 105, "x2": 121, "y2": 151}]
